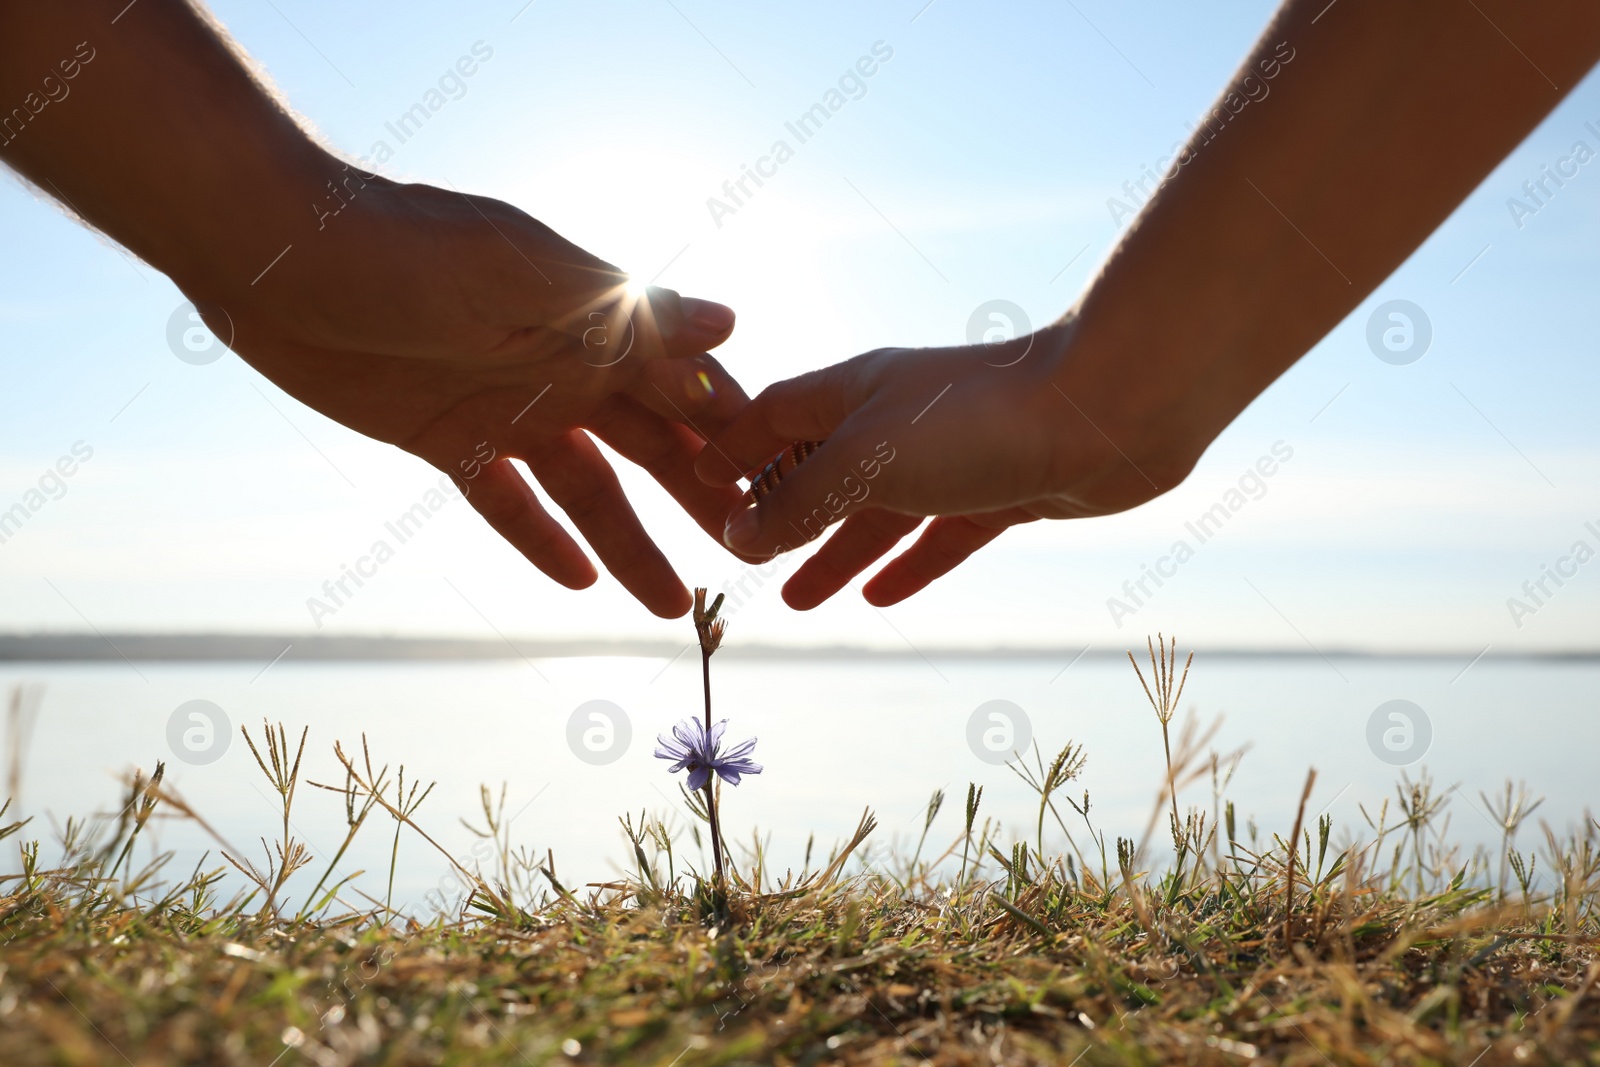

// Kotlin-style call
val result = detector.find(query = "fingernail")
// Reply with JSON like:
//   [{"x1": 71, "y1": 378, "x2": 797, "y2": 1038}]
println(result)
[
  {"x1": 689, "y1": 303, "x2": 735, "y2": 335},
  {"x1": 723, "y1": 507, "x2": 760, "y2": 550}
]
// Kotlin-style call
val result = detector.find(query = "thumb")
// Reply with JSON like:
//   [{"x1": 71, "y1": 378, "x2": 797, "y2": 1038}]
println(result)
[
  {"x1": 661, "y1": 292, "x2": 738, "y2": 355},
  {"x1": 721, "y1": 434, "x2": 901, "y2": 557},
  {"x1": 693, "y1": 359, "x2": 868, "y2": 487},
  {"x1": 628, "y1": 285, "x2": 736, "y2": 358}
]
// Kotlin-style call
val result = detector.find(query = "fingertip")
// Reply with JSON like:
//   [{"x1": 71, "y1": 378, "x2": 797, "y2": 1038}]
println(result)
[
  {"x1": 649, "y1": 583, "x2": 695, "y2": 619},
  {"x1": 554, "y1": 559, "x2": 600, "y2": 591},
  {"x1": 722, "y1": 505, "x2": 760, "y2": 553},
  {"x1": 860, "y1": 577, "x2": 907, "y2": 608},
  {"x1": 780, "y1": 577, "x2": 824, "y2": 612},
  {"x1": 861, "y1": 554, "x2": 920, "y2": 607},
  {"x1": 681, "y1": 297, "x2": 735, "y2": 335},
  {"x1": 631, "y1": 286, "x2": 723, "y2": 358},
  {"x1": 695, "y1": 443, "x2": 745, "y2": 486}
]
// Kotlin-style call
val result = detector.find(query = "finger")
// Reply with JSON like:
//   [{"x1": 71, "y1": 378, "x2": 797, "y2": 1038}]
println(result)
[
  {"x1": 781, "y1": 509, "x2": 925, "y2": 611},
  {"x1": 587, "y1": 395, "x2": 753, "y2": 552},
  {"x1": 551, "y1": 284, "x2": 734, "y2": 367},
  {"x1": 595, "y1": 285, "x2": 737, "y2": 362},
  {"x1": 483, "y1": 204, "x2": 732, "y2": 353},
  {"x1": 862, "y1": 513, "x2": 1036, "y2": 606},
  {"x1": 530, "y1": 430, "x2": 692, "y2": 618},
  {"x1": 720, "y1": 432, "x2": 896, "y2": 558},
  {"x1": 660, "y1": 290, "x2": 737, "y2": 356},
  {"x1": 694, "y1": 361, "x2": 866, "y2": 486},
  {"x1": 629, "y1": 350, "x2": 751, "y2": 440},
  {"x1": 463, "y1": 459, "x2": 597, "y2": 591}
]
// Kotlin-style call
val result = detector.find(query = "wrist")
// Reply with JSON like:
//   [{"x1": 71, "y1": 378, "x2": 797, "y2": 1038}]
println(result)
[
  {"x1": 160, "y1": 140, "x2": 360, "y2": 306},
  {"x1": 1043, "y1": 308, "x2": 1213, "y2": 498}
]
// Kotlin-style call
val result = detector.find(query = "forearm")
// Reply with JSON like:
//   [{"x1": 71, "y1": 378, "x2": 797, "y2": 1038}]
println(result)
[
  {"x1": 0, "y1": 0, "x2": 337, "y2": 301},
  {"x1": 1063, "y1": 0, "x2": 1600, "y2": 476}
]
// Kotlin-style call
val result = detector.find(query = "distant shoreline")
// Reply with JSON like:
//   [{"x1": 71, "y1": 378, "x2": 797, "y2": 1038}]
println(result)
[{"x1": 0, "y1": 633, "x2": 1595, "y2": 663}]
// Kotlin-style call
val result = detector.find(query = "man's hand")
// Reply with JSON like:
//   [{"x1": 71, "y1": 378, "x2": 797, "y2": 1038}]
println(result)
[
  {"x1": 201, "y1": 177, "x2": 751, "y2": 619},
  {"x1": 0, "y1": 0, "x2": 752, "y2": 618}
]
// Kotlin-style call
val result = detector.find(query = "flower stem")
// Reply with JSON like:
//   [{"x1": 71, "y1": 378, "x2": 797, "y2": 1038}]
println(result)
[
  {"x1": 701, "y1": 647, "x2": 724, "y2": 882},
  {"x1": 1161, "y1": 719, "x2": 1179, "y2": 838}
]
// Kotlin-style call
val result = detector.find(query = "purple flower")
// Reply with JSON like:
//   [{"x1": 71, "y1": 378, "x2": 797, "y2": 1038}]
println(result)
[{"x1": 654, "y1": 717, "x2": 762, "y2": 791}]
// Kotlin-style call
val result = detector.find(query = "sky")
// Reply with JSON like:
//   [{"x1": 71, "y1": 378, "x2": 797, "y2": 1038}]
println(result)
[{"x1": 2, "y1": 0, "x2": 1599, "y2": 654}]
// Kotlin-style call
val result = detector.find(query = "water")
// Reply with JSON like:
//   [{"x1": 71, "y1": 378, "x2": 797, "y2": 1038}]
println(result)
[{"x1": 1, "y1": 655, "x2": 1593, "y2": 914}]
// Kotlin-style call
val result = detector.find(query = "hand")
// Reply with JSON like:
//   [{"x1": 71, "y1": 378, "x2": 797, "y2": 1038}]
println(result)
[
  {"x1": 190, "y1": 175, "x2": 750, "y2": 618},
  {"x1": 0, "y1": 1, "x2": 749, "y2": 619},
  {"x1": 693, "y1": 322, "x2": 1191, "y2": 609}
]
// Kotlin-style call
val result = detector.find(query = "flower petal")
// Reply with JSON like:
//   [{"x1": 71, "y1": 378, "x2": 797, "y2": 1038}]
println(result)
[
  {"x1": 717, "y1": 768, "x2": 742, "y2": 786},
  {"x1": 672, "y1": 719, "x2": 703, "y2": 750},
  {"x1": 722, "y1": 737, "x2": 758, "y2": 760},
  {"x1": 686, "y1": 765, "x2": 711, "y2": 791},
  {"x1": 653, "y1": 734, "x2": 689, "y2": 761}
]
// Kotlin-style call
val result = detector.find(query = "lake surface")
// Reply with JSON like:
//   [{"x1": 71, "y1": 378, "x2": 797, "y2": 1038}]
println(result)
[{"x1": 1, "y1": 655, "x2": 1593, "y2": 915}]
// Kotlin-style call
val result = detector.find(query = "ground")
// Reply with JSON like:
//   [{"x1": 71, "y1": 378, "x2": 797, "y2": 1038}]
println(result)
[{"x1": 2, "y1": 781, "x2": 1597, "y2": 1066}]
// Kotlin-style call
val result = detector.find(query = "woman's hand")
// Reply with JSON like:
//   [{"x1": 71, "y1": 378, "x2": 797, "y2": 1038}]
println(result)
[
  {"x1": 696, "y1": 0, "x2": 1600, "y2": 613},
  {"x1": 692, "y1": 322, "x2": 1191, "y2": 609}
]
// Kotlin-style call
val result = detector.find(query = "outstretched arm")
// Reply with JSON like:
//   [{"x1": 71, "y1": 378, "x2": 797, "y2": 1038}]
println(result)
[
  {"x1": 1, "y1": 0, "x2": 746, "y2": 618},
  {"x1": 698, "y1": 0, "x2": 1600, "y2": 609}
]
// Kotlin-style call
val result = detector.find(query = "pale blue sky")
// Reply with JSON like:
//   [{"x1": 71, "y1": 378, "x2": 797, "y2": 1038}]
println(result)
[{"x1": 2, "y1": 0, "x2": 1598, "y2": 653}]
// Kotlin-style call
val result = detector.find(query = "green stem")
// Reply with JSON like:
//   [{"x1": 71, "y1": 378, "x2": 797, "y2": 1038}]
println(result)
[{"x1": 701, "y1": 649, "x2": 723, "y2": 882}]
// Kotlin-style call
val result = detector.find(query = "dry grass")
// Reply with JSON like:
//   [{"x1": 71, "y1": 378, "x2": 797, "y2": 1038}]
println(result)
[{"x1": 1, "y1": 646, "x2": 1597, "y2": 1066}]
